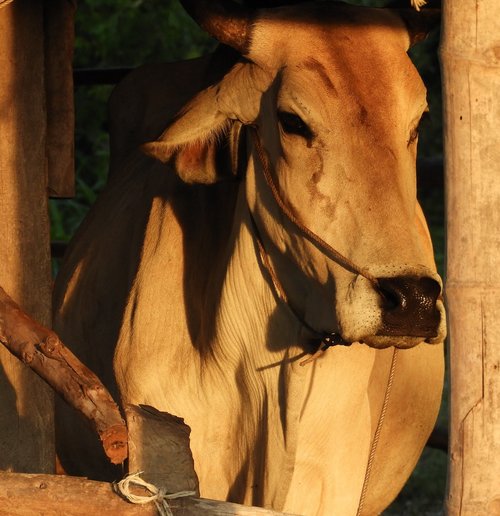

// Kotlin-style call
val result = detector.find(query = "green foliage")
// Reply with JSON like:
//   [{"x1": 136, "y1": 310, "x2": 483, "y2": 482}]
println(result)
[
  {"x1": 74, "y1": 0, "x2": 214, "y2": 67},
  {"x1": 410, "y1": 30, "x2": 443, "y2": 157}
]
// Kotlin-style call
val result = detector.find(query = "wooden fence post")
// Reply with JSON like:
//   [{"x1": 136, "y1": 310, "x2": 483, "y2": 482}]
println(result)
[
  {"x1": 0, "y1": 0, "x2": 58, "y2": 473},
  {"x1": 441, "y1": 1, "x2": 500, "y2": 514}
]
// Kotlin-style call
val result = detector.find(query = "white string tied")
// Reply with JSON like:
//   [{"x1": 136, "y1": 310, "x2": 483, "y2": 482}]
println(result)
[
  {"x1": 411, "y1": 0, "x2": 427, "y2": 10},
  {"x1": 116, "y1": 471, "x2": 196, "y2": 516}
]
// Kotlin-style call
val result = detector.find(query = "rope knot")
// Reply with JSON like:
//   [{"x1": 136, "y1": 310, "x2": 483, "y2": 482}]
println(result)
[{"x1": 115, "y1": 471, "x2": 196, "y2": 516}]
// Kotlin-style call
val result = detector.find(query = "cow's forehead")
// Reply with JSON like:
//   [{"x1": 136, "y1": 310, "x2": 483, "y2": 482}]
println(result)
[
  {"x1": 251, "y1": 4, "x2": 417, "y2": 81},
  {"x1": 251, "y1": 4, "x2": 426, "y2": 119},
  {"x1": 252, "y1": 3, "x2": 411, "y2": 54}
]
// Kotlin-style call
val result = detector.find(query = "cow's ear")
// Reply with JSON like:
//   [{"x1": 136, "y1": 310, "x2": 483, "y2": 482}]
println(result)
[
  {"x1": 396, "y1": 8, "x2": 440, "y2": 46},
  {"x1": 141, "y1": 86, "x2": 233, "y2": 184}
]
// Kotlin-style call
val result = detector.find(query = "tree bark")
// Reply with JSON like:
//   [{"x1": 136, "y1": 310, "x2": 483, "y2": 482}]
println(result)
[{"x1": 441, "y1": 1, "x2": 500, "y2": 514}]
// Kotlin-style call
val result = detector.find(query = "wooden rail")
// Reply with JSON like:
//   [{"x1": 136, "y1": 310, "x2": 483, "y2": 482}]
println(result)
[
  {"x1": 74, "y1": 67, "x2": 132, "y2": 86},
  {"x1": 0, "y1": 473, "x2": 291, "y2": 516}
]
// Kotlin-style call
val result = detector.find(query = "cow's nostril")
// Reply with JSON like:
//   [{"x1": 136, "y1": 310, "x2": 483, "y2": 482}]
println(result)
[
  {"x1": 378, "y1": 284, "x2": 404, "y2": 311},
  {"x1": 376, "y1": 275, "x2": 441, "y2": 337}
]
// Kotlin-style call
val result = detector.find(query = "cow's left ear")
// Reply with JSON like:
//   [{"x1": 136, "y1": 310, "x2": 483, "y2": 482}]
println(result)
[
  {"x1": 141, "y1": 85, "x2": 234, "y2": 184},
  {"x1": 396, "y1": 8, "x2": 440, "y2": 46}
]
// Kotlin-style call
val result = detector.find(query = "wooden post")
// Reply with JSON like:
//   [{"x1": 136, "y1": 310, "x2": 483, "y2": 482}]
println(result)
[
  {"x1": 441, "y1": 1, "x2": 500, "y2": 514},
  {"x1": 44, "y1": 0, "x2": 76, "y2": 198},
  {"x1": 0, "y1": 0, "x2": 53, "y2": 473},
  {"x1": 125, "y1": 405, "x2": 199, "y2": 494}
]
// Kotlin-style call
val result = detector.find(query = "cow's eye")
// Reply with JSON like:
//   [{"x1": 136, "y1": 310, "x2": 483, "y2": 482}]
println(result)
[{"x1": 278, "y1": 111, "x2": 313, "y2": 139}]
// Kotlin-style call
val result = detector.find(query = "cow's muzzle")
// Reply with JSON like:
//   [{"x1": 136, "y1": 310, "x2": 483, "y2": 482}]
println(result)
[{"x1": 376, "y1": 275, "x2": 441, "y2": 340}]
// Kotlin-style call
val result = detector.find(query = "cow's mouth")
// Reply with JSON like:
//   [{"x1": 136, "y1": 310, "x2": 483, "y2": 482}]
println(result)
[{"x1": 355, "y1": 332, "x2": 442, "y2": 350}]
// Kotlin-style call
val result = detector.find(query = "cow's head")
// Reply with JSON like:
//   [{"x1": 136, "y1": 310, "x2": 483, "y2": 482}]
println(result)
[{"x1": 143, "y1": 0, "x2": 446, "y2": 349}]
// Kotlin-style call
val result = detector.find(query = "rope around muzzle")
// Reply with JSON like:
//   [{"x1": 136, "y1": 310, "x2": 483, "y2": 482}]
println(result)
[
  {"x1": 248, "y1": 126, "x2": 378, "y2": 362},
  {"x1": 249, "y1": 126, "x2": 378, "y2": 287},
  {"x1": 115, "y1": 472, "x2": 196, "y2": 516}
]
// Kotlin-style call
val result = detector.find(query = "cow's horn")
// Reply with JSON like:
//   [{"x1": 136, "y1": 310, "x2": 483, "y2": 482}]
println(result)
[{"x1": 179, "y1": 0, "x2": 254, "y2": 55}]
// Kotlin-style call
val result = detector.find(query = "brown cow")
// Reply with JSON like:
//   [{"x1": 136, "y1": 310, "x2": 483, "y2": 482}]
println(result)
[{"x1": 54, "y1": 2, "x2": 445, "y2": 514}]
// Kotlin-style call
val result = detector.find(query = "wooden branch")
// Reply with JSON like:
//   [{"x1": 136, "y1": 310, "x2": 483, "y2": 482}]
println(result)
[
  {"x1": 44, "y1": 0, "x2": 76, "y2": 198},
  {"x1": 0, "y1": 286, "x2": 127, "y2": 465},
  {"x1": 0, "y1": 472, "x2": 293, "y2": 516}
]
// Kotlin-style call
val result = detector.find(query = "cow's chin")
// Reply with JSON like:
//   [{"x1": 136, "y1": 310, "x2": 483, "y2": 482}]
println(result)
[
  {"x1": 337, "y1": 301, "x2": 447, "y2": 350},
  {"x1": 355, "y1": 335, "x2": 436, "y2": 350},
  {"x1": 355, "y1": 297, "x2": 447, "y2": 349},
  {"x1": 348, "y1": 314, "x2": 446, "y2": 349}
]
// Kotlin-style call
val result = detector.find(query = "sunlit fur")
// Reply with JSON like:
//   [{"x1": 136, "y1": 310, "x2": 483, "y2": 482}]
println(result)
[{"x1": 54, "y1": 4, "x2": 445, "y2": 515}]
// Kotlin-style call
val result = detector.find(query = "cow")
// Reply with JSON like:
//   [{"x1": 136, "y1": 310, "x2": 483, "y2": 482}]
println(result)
[{"x1": 53, "y1": 1, "x2": 446, "y2": 514}]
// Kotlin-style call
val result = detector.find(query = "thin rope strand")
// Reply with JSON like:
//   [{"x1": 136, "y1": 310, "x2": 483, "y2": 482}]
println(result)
[
  {"x1": 356, "y1": 348, "x2": 399, "y2": 516},
  {"x1": 250, "y1": 127, "x2": 378, "y2": 286}
]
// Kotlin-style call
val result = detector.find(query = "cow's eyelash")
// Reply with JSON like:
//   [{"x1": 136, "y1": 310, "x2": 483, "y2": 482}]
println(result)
[{"x1": 278, "y1": 111, "x2": 314, "y2": 139}]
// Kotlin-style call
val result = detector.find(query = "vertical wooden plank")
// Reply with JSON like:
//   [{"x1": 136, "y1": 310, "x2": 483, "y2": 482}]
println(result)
[
  {"x1": 441, "y1": 1, "x2": 500, "y2": 514},
  {"x1": 0, "y1": 0, "x2": 54, "y2": 472},
  {"x1": 44, "y1": 0, "x2": 76, "y2": 198},
  {"x1": 125, "y1": 405, "x2": 200, "y2": 495}
]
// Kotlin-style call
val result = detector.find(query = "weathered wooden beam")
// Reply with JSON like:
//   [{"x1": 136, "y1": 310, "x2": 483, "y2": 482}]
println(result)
[
  {"x1": 0, "y1": 473, "x2": 293, "y2": 515},
  {"x1": 125, "y1": 405, "x2": 199, "y2": 494},
  {"x1": 441, "y1": 0, "x2": 500, "y2": 514},
  {"x1": 0, "y1": 0, "x2": 54, "y2": 474},
  {"x1": 44, "y1": 0, "x2": 76, "y2": 198},
  {"x1": 0, "y1": 286, "x2": 128, "y2": 465},
  {"x1": 0, "y1": 472, "x2": 155, "y2": 516}
]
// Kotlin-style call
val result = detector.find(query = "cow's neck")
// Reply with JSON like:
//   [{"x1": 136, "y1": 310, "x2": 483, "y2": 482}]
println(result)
[
  {"x1": 187, "y1": 187, "x2": 313, "y2": 508},
  {"x1": 210, "y1": 209, "x2": 304, "y2": 365},
  {"x1": 114, "y1": 178, "x2": 382, "y2": 513},
  {"x1": 200, "y1": 210, "x2": 384, "y2": 514}
]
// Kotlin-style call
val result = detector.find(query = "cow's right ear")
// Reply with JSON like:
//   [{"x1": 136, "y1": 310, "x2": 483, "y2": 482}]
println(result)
[{"x1": 141, "y1": 86, "x2": 232, "y2": 184}]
